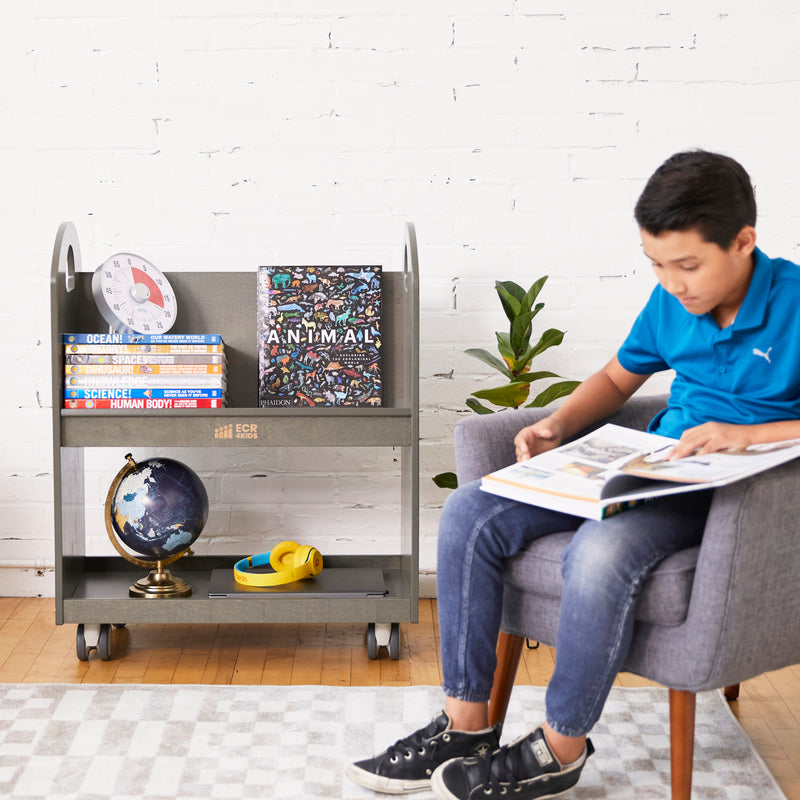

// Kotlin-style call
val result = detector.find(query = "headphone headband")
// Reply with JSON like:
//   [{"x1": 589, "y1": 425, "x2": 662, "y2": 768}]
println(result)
[{"x1": 233, "y1": 541, "x2": 323, "y2": 587}]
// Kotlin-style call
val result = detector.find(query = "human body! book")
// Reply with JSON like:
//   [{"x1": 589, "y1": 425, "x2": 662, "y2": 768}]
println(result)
[
  {"x1": 257, "y1": 265, "x2": 381, "y2": 407},
  {"x1": 480, "y1": 423, "x2": 800, "y2": 520}
]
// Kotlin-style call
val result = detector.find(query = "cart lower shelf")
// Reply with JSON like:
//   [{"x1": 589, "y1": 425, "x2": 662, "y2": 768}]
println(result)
[{"x1": 61, "y1": 556, "x2": 417, "y2": 662}]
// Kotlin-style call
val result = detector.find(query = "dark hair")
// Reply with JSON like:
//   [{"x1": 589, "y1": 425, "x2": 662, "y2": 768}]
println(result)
[{"x1": 634, "y1": 150, "x2": 756, "y2": 249}]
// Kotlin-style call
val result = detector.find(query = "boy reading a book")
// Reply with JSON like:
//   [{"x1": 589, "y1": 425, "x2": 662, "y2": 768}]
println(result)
[{"x1": 347, "y1": 150, "x2": 800, "y2": 800}]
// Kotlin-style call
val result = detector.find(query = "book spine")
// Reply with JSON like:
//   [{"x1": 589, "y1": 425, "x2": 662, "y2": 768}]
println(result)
[
  {"x1": 64, "y1": 344, "x2": 225, "y2": 354},
  {"x1": 64, "y1": 363, "x2": 225, "y2": 375},
  {"x1": 65, "y1": 374, "x2": 227, "y2": 388},
  {"x1": 62, "y1": 333, "x2": 223, "y2": 344},
  {"x1": 64, "y1": 353, "x2": 225, "y2": 365},
  {"x1": 64, "y1": 387, "x2": 224, "y2": 399},
  {"x1": 64, "y1": 398, "x2": 225, "y2": 409}
]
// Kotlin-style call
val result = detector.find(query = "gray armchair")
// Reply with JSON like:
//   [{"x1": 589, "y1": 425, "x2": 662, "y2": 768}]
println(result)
[{"x1": 453, "y1": 395, "x2": 800, "y2": 800}]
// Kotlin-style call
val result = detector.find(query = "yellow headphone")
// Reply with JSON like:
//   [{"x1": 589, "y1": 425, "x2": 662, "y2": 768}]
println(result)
[{"x1": 233, "y1": 540, "x2": 323, "y2": 587}]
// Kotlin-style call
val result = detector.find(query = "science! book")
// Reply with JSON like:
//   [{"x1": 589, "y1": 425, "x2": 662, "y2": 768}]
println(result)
[
  {"x1": 257, "y1": 265, "x2": 381, "y2": 407},
  {"x1": 481, "y1": 423, "x2": 800, "y2": 520}
]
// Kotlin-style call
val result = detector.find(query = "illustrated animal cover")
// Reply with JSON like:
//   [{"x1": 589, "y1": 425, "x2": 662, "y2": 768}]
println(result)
[{"x1": 257, "y1": 266, "x2": 382, "y2": 407}]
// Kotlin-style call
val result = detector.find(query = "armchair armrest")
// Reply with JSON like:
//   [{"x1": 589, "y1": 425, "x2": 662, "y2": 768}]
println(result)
[{"x1": 680, "y1": 458, "x2": 800, "y2": 686}]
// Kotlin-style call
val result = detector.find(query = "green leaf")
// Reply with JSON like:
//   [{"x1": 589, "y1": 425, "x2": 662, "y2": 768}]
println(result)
[
  {"x1": 510, "y1": 310, "x2": 534, "y2": 353},
  {"x1": 513, "y1": 370, "x2": 560, "y2": 384},
  {"x1": 526, "y1": 380, "x2": 581, "y2": 407},
  {"x1": 529, "y1": 301, "x2": 545, "y2": 322},
  {"x1": 464, "y1": 348, "x2": 513, "y2": 379},
  {"x1": 433, "y1": 471, "x2": 459, "y2": 489},
  {"x1": 466, "y1": 397, "x2": 495, "y2": 414},
  {"x1": 495, "y1": 282, "x2": 523, "y2": 324},
  {"x1": 496, "y1": 280, "x2": 526, "y2": 303},
  {"x1": 495, "y1": 332, "x2": 515, "y2": 366},
  {"x1": 472, "y1": 381, "x2": 531, "y2": 408},
  {"x1": 523, "y1": 328, "x2": 565, "y2": 362},
  {"x1": 522, "y1": 276, "x2": 548, "y2": 311}
]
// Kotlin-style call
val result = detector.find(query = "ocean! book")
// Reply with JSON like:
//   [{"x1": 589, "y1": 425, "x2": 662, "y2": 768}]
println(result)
[
  {"x1": 480, "y1": 423, "x2": 800, "y2": 520},
  {"x1": 62, "y1": 333, "x2": 223, "y2": 345},
  {"x1": 257, "y1": 265, "x2": 381, "y2": 407}
]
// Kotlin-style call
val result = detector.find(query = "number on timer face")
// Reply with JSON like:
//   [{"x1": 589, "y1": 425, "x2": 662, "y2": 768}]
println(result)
[{"x1": 92, "y1": 253, "x2": 177, "y2": 334}]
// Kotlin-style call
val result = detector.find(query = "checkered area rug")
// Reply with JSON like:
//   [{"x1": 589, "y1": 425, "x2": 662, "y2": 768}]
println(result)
[{"x1": 0, "y1": 683, "x2": 786, "y2": 800}]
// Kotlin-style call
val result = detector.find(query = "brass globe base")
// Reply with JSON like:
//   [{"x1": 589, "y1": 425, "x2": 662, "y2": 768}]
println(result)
[{"x1": 129, "y1": 564, "x2": 192, "y2": 598}]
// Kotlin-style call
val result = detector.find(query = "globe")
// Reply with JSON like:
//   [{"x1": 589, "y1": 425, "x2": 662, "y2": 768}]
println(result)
[
  {"x1": 109, "y1": 456, "x2": 208, "y2": 559},
  {"x1": 105, "y1": 454, "x2": 208, "y2": 597}
]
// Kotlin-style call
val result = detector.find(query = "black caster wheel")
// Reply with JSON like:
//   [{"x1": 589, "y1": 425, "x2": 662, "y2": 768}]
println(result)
[
  {"x1": 97, "y1": 623, "x2": 112, "y2": 661},
  {"x1": 367, "y1": 623, "x2": 378, "y2": 660},
  {"x1": 388, "y1": 622, "x2": 400, "y2": 660},
  {"x1": 76, "y1": 624, "x2": 89, "y2": 661}
]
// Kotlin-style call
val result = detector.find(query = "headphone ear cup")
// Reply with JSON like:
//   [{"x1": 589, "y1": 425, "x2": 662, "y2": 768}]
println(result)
[
  {"x1": 293, "y1": 545, "x2": 323, "y2": 577},
  {"x1": 306, "y1": 547, "x2": 323, "y2": 576},
  {"x1": 294, "y1": 545, "x2": 313, "y2": 568},
  {"x1": 270, "y1": 541, "x2": 300, "y2": 572}
]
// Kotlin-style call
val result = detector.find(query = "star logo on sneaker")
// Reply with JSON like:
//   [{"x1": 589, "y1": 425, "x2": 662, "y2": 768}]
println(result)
[
  {"x1": 473, "y1": 742, "x2": 492, "y2": 756},
  {"x1": 531, "y1": 738, "x2": 554, "y2": 767}
]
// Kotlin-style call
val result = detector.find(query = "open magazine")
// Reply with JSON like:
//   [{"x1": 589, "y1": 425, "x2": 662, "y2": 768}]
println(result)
[{"x1": 480, "y1": 423, "x2": 800, "y2": 520}]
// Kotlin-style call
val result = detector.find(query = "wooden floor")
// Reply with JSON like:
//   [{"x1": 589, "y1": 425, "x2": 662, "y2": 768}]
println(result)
[{"x1": 2, "y1": 597, "x2": 799, "y2": 799}]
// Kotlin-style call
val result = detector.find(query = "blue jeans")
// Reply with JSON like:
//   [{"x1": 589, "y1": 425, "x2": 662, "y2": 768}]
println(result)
[{"x1": 437, "y1": 480, "x2": 712, "y2": 737}]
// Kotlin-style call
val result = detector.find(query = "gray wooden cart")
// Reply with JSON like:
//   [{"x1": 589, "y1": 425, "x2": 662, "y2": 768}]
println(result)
[{"x1": 50, "y1": 221, "x2": 419, "y2": 661}]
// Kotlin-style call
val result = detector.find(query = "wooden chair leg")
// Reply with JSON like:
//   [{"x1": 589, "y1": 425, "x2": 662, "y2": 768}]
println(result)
[
  {"x1": 488, "y1": 632, "x2": 525, "y2": 728},
  {"x1": 723, "y1": 683, "x2": 740, "y2": 701},
  {"x1": 669, "y1": 688, "x2": 696, "y2": 800}
]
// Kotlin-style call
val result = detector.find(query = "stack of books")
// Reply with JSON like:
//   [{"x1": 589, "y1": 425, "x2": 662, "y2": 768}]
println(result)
[{"x1": 62, "y1": 333, "x2": 227, "y2": 409}]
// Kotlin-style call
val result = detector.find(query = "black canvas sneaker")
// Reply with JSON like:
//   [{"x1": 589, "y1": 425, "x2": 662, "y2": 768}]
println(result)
[
  {"x1": 346, "y1": 711, "x2": 501, "y2": 795},
  {"x1": 431, "y1": 726, "x2": 594, "y2": 800}
]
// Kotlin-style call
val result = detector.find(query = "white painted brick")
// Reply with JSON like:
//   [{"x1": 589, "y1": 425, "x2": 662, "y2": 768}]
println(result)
[
  {"x1": 8, "y1": 5, "x2": 800, "y2": 592},
  {"x1": 330, "y1": 15, "x2": 452, "y2": 51}
]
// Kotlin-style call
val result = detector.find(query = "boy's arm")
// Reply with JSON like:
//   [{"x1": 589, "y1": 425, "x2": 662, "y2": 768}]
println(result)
[
  {"x1": 514, "y1": 355, "x2": 650, "y2": 461},
  {"x1": 669, "y1": 418, "x2": 800, "y2": 460}
]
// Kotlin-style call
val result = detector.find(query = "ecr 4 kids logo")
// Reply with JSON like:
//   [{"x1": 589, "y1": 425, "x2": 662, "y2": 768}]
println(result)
[{"x1": 214, "y1": 423, "x2": 259, "y2": 440}]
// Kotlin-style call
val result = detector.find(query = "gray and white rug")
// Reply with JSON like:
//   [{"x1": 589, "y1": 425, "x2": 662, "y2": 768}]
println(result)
[{"x1": 0, "y1": 683, "x2": 786, "y2": 800}]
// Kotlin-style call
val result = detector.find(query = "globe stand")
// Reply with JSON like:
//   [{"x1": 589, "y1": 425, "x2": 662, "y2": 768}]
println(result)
[
  {"x1": 105, "y1": 453, "x2": 207, "y2": 600},
  {"x1": 129, "y1": 562, "x2": 192, "y2": 598}
]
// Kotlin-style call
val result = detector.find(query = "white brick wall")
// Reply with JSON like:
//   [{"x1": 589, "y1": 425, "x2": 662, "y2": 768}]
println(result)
[{"x1": 3, "y1": 3, "x2": 800, "y2": 596}]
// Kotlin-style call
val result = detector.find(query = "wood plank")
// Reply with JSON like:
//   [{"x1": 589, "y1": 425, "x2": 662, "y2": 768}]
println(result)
[
  {"x1": 261, "y1": 623, "x2": 299, "y2": 685},
  {"x1": 0, "y1": 598, "x2": 22, "y2": 621},
  {"x1": 406, "y1": 600, "x2": 441, "y2": 687},
  {"x1": 200, "y1": 624, "x2": 245, "y2": 685},
  {"x1": 320, "y1": 623, "x2": 354, "y2": 687},
  {"x1": 291, "y1": 622, "x2": 325, "y2": 685},
  {"x1": 231, "y1": 624, "x2": 272, "y2": 685}
]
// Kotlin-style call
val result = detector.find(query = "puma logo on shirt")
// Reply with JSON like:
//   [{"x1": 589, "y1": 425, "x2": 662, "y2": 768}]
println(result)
[{"x1": 753, "y1": 347, "x2": 772, "y2": 364}]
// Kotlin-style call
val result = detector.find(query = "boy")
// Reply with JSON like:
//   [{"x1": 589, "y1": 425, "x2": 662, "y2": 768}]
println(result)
[{"x1": 347, "y1": 150, "x2": 800, "y2": 800}]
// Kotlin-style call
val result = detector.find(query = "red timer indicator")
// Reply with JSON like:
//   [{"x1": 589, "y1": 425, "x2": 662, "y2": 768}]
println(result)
[{"x1": 91, "y1": 253, "x2": 177, "y2": 335}]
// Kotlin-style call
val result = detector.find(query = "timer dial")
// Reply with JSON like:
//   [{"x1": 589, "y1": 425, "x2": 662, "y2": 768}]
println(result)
[{"x1": 91, "y1": 253, "x2": 177, "y2": 335}]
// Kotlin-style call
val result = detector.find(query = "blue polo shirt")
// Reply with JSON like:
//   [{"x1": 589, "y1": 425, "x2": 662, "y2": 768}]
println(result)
[{"x1": 617, "y1": 247, "x2": 800, "y2": 438}]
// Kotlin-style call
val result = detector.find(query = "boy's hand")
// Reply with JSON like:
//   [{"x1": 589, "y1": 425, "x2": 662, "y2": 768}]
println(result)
[
  {"x1": 668, "y1": 421, "x2": 756, "y2": 460},
  {"x1": 514, "y1": 417, "x2": 565, "y2": 462}
]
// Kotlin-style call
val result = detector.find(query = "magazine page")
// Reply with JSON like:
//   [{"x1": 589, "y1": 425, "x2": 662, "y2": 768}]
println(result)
[
  {"x1": 482, "y1": 424, "x2": 673, "y2": 506},
  {"x1": 618, "y1": 436, "x2": 800, "y2": 484}
]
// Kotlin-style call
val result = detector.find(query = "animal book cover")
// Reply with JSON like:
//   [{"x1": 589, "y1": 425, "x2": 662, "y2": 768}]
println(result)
[{"x1": 257, "y1": 265, "x2": 382, "y2": 407}]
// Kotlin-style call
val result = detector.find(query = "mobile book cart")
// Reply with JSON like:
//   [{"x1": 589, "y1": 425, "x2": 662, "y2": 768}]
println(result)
[{"x1": 50, "y1": 221, "x2": 419, "y2": 661}]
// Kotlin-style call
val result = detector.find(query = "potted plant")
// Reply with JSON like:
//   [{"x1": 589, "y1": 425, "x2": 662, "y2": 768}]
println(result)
[{"x1": 434, "y1": 276, "x2": 579, "y2": 489}]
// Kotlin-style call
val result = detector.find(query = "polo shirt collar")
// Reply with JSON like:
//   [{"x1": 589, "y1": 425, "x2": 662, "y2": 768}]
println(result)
[{"x1": 730, "y1": 247, "x2": 772, "y2": 331}]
